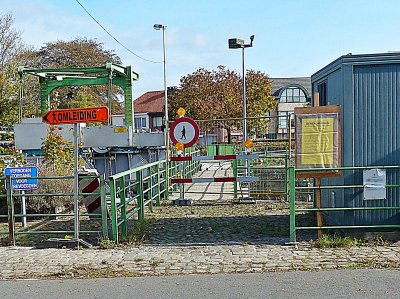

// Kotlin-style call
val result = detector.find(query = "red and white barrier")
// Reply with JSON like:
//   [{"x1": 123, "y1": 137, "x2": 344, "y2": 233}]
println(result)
[
  {"x1": 78, "y1": 169, "x2": 102, "y2": 217},
  {"x1": 171, "y1": 176, "x2": 259, "y2": 184},
  {"x1": 170, "y1": 151, "x2": 259, "y2": 204},
  {"x1": 170, "y1": 153, "x2": 259, "y2": 162}
]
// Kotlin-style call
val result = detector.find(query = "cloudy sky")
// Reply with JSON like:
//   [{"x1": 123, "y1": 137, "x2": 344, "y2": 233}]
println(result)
[{"x1": 3, "y1": 0, "x2": 400, "y2": 98}]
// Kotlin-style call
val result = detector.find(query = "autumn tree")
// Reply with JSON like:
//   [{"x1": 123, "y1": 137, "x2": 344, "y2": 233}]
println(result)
[
  {"x1": 41, "y1": 126, "x2": 74, "y2": 174},
  {"x1": 0, "y1": 13, "x2": 43, "y2": 125},
  {"x1": 24, "y1": 37, "x2": 124, "y2": 111},
  {"x1": 0, "y1": 16, "x2": 121, "y2": 125},
  {"x1": 169, "y1": 66, "x2": 276, "y2": 141},
  {"x1": 170, "y1": 66, "x2": 276, "y2": 120}
]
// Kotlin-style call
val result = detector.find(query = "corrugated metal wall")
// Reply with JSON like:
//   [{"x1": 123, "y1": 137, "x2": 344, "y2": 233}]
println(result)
[
  {"x1": 351, "y1": 64, "x2": 400, "y2": 225},
  {"x1": 313, "y1": 59, "x2": 400, "y2": 226}
]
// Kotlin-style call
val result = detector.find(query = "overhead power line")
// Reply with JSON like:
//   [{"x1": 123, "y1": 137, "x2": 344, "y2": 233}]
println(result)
[{"x1": 75, "y1": 0, "x2": 161, "y2": 64}]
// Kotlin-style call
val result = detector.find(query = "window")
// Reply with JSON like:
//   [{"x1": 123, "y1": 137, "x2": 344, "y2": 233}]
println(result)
[
  {"x1": 280, "y1": 87, "x2": 307, "y2": 103},
  {"x1": 135, "y1": 117, "x2": 147, "y2": 128},
  {"x1": 317, "y1": 81, "x2": 327, "y2": 106},
  {"x1": 152, "y1": 116, "x2": 163, "y2": 127},
  {"x1": 278, "y1": 111, "x2": 294, "y2": 129}
]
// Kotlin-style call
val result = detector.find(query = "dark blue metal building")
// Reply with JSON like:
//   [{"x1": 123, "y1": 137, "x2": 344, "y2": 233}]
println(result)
[{"x1": 311, "y1": 52, "x2": 400, "y2": 226}]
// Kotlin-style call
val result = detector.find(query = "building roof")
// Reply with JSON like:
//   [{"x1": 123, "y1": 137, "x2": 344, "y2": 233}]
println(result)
[
  {"x1": 134, "y1": 90, "x2": 164, "y2": 114},
  {"x1": 131, "y1": 79, "x2": 311, "y2": 115},
  {"x1": 270, "y1": 77, "x2": 311, "y2": 97},
  {"x1": 311, "y1": 52, "x2": 400, "y2": 82}
]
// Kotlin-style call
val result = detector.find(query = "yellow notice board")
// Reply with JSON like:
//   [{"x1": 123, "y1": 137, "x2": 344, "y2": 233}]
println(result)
[{"x1": 295, "y1": 106, "x2": 341, "y2": 177}]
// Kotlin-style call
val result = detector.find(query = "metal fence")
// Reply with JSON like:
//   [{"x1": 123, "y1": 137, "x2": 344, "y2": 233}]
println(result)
[
  {"x1": 109, "y1": 147, "x2": 201, "y2": 243},
  {"x1": 289, "y1": 165, "x2": 400, "y2": 242},
  {"x1": 0, "y1": 174, "x2": 107, "y2": 245},
  {"x1": 189, "y1": 115, "x2": 295, "y2": 200}
]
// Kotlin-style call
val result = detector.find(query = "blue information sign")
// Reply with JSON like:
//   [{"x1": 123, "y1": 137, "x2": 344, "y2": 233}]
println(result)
[{"x1": 5, "y1": 166, "x2": 39, "y2": 190}]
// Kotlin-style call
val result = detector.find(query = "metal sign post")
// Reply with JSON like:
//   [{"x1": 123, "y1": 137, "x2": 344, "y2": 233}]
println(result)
[
  {"x1": 5, "y1": 166, "x2": 38, "y2": 229},
  {"x1": 73, "y1": 123, "x2": 79, "y2": 241},
  {"x1": 41, "y1": 106, "x2": 108, "y2": 248},
  {"x1": 170, "y1": 115, "x2": 199, "y2": 205},
  {"x1": 21, "y1": 191, "x2": 26, "y2": 227}
]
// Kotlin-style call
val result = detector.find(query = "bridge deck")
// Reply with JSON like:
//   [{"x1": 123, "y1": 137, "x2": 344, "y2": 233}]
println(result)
[{"x1": 170, "y1": 161, "x2": 250, "y2": 202}]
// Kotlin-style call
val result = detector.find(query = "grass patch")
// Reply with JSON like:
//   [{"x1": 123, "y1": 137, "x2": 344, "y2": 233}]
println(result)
[
  {"x1": 317, "y1": 234, "x2": 365, "y2": 248},
  {"x1": 98, "y1": 238, "x2": 117, "y2": 249},
  {"x1": 41, "y1": 265, "x2": 141, "y2": 279},
  {"x1": 125, "y1": 218, "x2": 155, "y2": 244},
  {"x1": 149, "y1": 258, "x2": 164, "y2": 268},
  {"x1": 348, "y1": 258, "x2": 375, "y2": 269}
]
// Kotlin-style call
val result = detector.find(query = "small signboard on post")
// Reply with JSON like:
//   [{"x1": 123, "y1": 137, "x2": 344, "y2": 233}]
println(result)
[
  {"x1": 363, "y1": 169, "x2": 386, "y2": 200},
  {"x1": 5, "y1": 166, "x2": 38, "y2": 190},
  {"x1": 294, "y1": 101, "x2": 341, "y2": 239}
]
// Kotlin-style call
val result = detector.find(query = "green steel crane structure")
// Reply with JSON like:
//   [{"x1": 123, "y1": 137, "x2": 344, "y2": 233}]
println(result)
[{"x1": 18, "y1": 63, "x2": 139, "y2": 126}]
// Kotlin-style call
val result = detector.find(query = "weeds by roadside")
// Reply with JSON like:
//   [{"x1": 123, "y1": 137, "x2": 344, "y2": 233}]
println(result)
[
  {"x1": 125, "y1": 218, "x2": 155, "y2": 244},
  {"x1": 316, "y1": 234, "x2": 365, "y2": 248}
]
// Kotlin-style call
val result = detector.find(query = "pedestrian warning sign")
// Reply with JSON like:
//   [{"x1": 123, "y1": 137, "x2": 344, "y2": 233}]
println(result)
[
  {"x1": 170, "y1": 117, "x2": 199, "y2": 148},
  {"x1": 42, "y1": 106, "x2": 109, "y2": 125}
]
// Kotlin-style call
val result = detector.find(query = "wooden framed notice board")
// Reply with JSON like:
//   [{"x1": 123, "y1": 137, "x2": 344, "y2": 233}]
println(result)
[{"x1": 294, "y1": 105, "x2": 341, "y2": 178}]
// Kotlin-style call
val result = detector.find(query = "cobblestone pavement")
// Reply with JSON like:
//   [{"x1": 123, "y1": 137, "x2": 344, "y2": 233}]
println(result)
[
  {"x1": 1, "y1": 239, "x2": 400, "y2": 279},
  {"x1": 1, "y1": 162, "x2": 399, "y2": 280},
  {"x1": 1, "y1": 199, "x2": 399, "y2": 280}
]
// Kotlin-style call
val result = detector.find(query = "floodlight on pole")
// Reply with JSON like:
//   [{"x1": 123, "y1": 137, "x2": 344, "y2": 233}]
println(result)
[
  {"x1": 154, "y1": 23, "x2": 170, "y2": 198},
  {"x1": 228, "y1": 35, "x2": 255, "y2": 151},
  {"x1": 228, "y1": 35, "x2": 254, "y2": 199}
]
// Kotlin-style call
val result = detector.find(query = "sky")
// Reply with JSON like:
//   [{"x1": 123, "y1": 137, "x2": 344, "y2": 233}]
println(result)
[{"x1": 3, "y1": 0, "x2": 400, "y2": 99}]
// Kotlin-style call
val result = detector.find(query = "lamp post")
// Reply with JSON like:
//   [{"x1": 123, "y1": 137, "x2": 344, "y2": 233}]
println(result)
[
  {"x1": 154, "y1": 23, "x2": 170, "y2": 198},
  {"x1": 229, "y1": 36, "x2": 254, "y2": 199},
  {"x1": 228, "y1": 35, "x2": 254, "y2": 148}
]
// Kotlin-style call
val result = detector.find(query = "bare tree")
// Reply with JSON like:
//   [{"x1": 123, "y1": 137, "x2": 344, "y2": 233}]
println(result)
[{"x1": 0, "y1": 12, "x2": 22, "y2": 69}]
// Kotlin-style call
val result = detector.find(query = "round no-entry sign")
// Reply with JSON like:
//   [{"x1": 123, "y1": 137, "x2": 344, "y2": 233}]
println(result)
[{"x1": 170, "y1": 117, "x2": 199, "y2": 148}]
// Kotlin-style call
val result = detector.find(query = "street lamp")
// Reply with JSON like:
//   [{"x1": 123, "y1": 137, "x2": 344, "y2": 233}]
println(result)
[
  {"x1": 154, "y1": 23, "x2": 170, "y2": 197},
  {"x1": 229, "y1": 35, "x2": 254, "y2": 198},
  {"x1": 228, "y1": 35, "x2": 254, "y2": 146},
  {"x1": 154, "y1": 24, "x2": 168, "y2": 127}
]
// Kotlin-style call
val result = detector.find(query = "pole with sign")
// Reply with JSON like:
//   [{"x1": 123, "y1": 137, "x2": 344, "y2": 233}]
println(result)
[
  {"x1": 5, "y1": 166, "x2": 38, "y2": 238},
  {"x1": 169, "y1": 108, "x2": 200, "y2": 205},
  {"x1": 42, "y1": 106, "x2": 108, "y2": 247},
  {"x1": 73, "y1": 122, "x2": 79, "y2": 241}
]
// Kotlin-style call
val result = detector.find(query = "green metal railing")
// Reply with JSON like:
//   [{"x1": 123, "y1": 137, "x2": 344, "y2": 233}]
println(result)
[
  {"x1": 109, "y1": 160, "x2": 167, "y2": 243},
  {"x1": 289, "y1": 165, "x2": 400, "y2": 242},
  {"x1": 169, "y1": 147, "x2": 201, "y2": 191},
  {"x1": 181, "y1": 147, "x2": 202, "y2": 179},
  {"x1": 0, "y1": 174, "x2": 107, "y2": 245},
  {"x1": 109, "y1": 146, "x2": 201, "y2": 243},
  {"x1": 248, "y1": 149, "x2": 289, "y2": 199}
]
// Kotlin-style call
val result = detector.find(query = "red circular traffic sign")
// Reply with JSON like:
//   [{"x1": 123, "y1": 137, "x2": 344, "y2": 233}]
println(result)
[{"x1": 170, "y1": 117, "x2": 199, "y2": 148}]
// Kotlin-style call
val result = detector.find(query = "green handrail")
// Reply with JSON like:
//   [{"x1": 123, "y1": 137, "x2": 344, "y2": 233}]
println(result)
[
  {"x1": 108, "y1": 148, "x2": 202, "y2": 243},
  {"x1": 289, "y1": 165, "x2": 400, "y2": 242}
]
